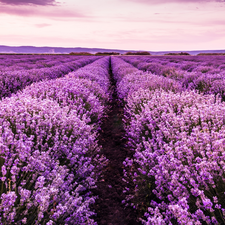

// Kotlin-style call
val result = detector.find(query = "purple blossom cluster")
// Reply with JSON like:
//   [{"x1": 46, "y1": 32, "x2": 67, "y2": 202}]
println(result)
[
  {"x1": 0, "y1": 55, "x2": 84, "y2": 72},
  {"x1": 111, "y1": 56, "x2": 225, "y2": 224},
  {"x1": 0, "y1": 56, "x2": 101, "y2": 99},
  {"x1": 20, "y1": 57, "x2": 110, "y2": 127},
  {"x1": 121, "y1": 55, "x2": 225, "y2": 100},
  {"x1": 111, "y1": 57, "x2": 182, "y2": 100},
  {"x1": 0, "y1": 56, "x2": 110, "y2": 224},
  {"x1": 66, "y1": 56, "x2": 110, "y2": 93},
  {"x1": 121, "y1": 55, "x2": 225, "y2": 74}
]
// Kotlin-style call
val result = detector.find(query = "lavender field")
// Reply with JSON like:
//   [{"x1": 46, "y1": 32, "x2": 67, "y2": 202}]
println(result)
[{"x1": 1, "y1": 54, "x2": 225, "y2": 224}]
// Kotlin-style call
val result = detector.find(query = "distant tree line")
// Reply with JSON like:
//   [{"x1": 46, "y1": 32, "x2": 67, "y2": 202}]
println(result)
[
  {"x1": 123, "y1": 51, "x2": 151, "y2": 55},
  {"x1": 164, "y1": 52, "x2": 190, "y2": 55},
  {"x1": 69, "y1": 51, "x2": 151, "y2": 56},
  {"x1": 95, "y1": 52, "x2": 120, "y2": 55},
  {"x1": 69, "y1": 52, "x2": 94, "y2": 55}
]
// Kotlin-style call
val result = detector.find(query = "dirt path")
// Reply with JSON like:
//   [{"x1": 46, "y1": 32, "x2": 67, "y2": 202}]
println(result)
[{"x1": 91, "y1": 57, "x2": 141, "y2": 225}]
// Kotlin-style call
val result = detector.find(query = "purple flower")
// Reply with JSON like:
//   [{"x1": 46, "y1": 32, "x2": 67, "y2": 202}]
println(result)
[{"x1": 1, "y1": 165, "x2": 7, "y2": 176}]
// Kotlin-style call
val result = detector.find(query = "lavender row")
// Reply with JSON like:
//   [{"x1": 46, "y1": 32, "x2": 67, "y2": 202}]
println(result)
[
  {"x1": 121, "y1": 55, "x2": 225, "y2": 74},
  {"x1": 121, "y1": 55, "x2": 225, "y2": 100},
  {"x1": 20, "y1": 56, "x2": 110, "y2": 128},
  {"x1": 111, "y1": 56, "x2": 225, "y2": 224},
  {"x1": 0, "y1": 55, "x2": 84, "y2": 71},
  {"x1": 0, "y1": 57, "x2": 110, "y2": 224},
  {"x1": 111, "y1": 57, "x2": 182, "y2": 100},
  {"x1": 0, "y1": 56, "x2": 101, "y2": 99},
  {"x1": 66, "y1": 56, "x2": 110, "y2": 93}
]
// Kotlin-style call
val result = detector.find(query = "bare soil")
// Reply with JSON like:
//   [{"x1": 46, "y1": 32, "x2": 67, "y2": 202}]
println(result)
[{"x1": 91, "y1": 58, "x2": 141, "y2": 225}]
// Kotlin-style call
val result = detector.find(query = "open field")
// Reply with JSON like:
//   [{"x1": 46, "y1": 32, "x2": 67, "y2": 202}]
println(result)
[{"x1": 1, "y1": 55, "x2": 225, "y2": 224}]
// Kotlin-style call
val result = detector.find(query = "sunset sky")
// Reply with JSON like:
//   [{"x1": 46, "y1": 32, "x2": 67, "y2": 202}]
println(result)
[{"x1": 0, "y1": 0, "x2": 224, "y2": 51}]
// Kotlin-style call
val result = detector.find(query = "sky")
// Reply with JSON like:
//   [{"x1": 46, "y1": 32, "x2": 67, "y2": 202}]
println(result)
[{"x1": 0, "y1": 0, "x2": 225, "y2": 51}]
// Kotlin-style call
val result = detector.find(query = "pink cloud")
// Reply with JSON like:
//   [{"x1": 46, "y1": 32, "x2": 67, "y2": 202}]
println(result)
[
  {"x1": 0, "y1": 0, "x2": 56, "y2": 5},
  {"x1": 126, "y1": 0, "x2": 225, "y2": 4},
  {"x1": 35, "y1": 23, "x2": 51, "y2": 28},
  {"x1": 0, "y1": 5, "x2": 86, "y2": 18}
]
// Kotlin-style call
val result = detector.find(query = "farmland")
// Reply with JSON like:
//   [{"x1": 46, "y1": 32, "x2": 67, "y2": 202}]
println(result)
[{"x1": 1, "y1": 54, "x2": 225, "y2": 224}]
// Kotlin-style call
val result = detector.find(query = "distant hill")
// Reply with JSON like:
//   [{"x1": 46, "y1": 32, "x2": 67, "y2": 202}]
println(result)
[
  {"x1": 0, "y1": 45, "x2": 130, "y2": 54},
  {"x1": 0, "y1": 45, "x2": 225, "y2": 55},
  {"x1": 149, "y1": 50, "x2": 225, "y2": 56}
]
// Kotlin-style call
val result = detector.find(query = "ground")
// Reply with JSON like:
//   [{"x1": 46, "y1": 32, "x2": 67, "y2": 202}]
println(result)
[{"x1": 90, "y1": 59, "x2": 142, "y2": 225}]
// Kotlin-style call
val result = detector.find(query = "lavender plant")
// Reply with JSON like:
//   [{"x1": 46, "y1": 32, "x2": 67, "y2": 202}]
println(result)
[
  {"x1": 124, "y1": 90, "x2": 225, "y2": 224},
  {"x1": 20, "y1": 77, "x2": 108, "y2": 126},
  {"x1": 0, "y1": 56, "x2": 100, "y2": 99},
  {"x1": 0, "y1": 56, "x2": 111, "y2": 224},
  {"x1": 111, "y1": 56, "x2": 225, "y2": 224},
  {"x1": 0, "y1": 96, "x2": 99, "y2": 224},
  {"x1": 66, "y1": 56, "x2": 110, "y2": 93},
  {"x1": 122, "y1": 55, "x2": 225, "y2": 101},
  {"x1": 111, "y1": 57, "x2": 182, "y2": 100}
]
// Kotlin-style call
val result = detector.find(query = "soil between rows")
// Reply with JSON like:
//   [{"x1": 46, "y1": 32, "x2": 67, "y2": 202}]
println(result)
[{"x1": 90, "y1": 58, "x2": 141, "y2": 225}]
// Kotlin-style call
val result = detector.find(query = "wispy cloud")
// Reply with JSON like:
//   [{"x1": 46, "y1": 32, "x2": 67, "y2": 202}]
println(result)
[
  {"x1": 0, "y1": 0, "x2": 57, "y2": 6},
  {"x1": 0, "y1": 5, "x2": 86, "y2": 18},
  {"x1": 126, "y1": 0, "x2": 225, "y2": 4},
  {"x1": 35, "y1": 23, "x2": 51, "y2": 28}
]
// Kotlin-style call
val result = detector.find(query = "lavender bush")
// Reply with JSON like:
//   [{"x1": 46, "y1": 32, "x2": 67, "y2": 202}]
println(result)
[
  {"x1": 111, "y1": 57, "x2": 182, "y2": 100},
  {"x1": 111, "y1": 56, "x2": 225, "y2": 224},
  {"x1": 0, "y1": 56, "x2": 110, "y2": 224},
  {"x1": 0, "y1": 96, "x2": 99, "y2": 224},
  {"x1": 66, "y1": 56, "x2": 110, "y2": 93},
  {"x1": 122, "y1": 55, "x2": 225, "y2": 100},
  {"x1": 0, "y1": 55, "x2": 84, "y2": 72},
  {"x1": 20, "y1": 77, "x2": 108, "y2": 127},
  {"x1": 123, "y1": 90, "x2": 225, "y2": 224},
  {"x1": 0, "y1": 56, "x2": 100, "y2": 99}
]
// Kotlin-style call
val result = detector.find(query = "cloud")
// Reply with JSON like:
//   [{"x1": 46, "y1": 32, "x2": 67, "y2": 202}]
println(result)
[
  {"x1": 126, "y1": 0, "x2": 225, "y2": 4},
  {"x1": 0, "y1": 0, "x2": 57, "y2": 6},
  {"x1": 0, "y1": 5, "x2": 86, "y2": 18},
  {"x1": 35, "y1": 23, "x2": 51, "y2": 28}
]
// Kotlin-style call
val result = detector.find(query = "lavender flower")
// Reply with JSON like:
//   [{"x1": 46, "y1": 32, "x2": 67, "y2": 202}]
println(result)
[{"x1": 0, "y1": 56, "x2": 110, "y2": 224}]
